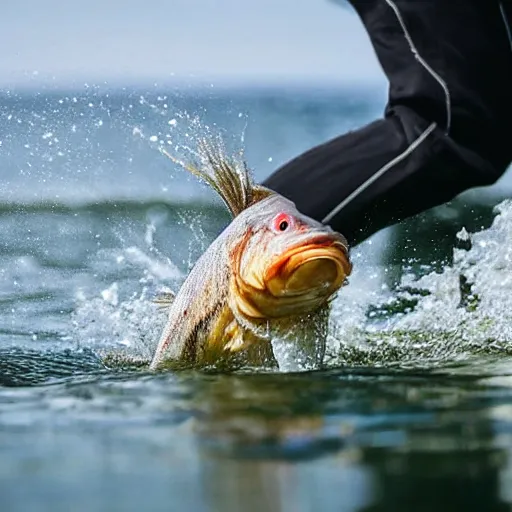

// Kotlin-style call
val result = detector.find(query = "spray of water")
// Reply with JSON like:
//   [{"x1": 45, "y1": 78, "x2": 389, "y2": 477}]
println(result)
[
  {"x1": 72, "y1": 197, "x2": 512, "y2": 371},
  {"x1": 64, "y1": 91, "x2": 512, "y2": 372},
  {"x1": 326, "y1": 200, "x2": 512, "y2": 367}
]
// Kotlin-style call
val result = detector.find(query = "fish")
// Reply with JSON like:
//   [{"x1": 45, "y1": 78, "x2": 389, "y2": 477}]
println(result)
[{"x1": 149, "y1": 136, "x2": 352, "y2": 371}]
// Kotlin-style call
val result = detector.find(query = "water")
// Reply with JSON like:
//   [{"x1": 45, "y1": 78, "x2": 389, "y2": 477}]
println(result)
[{"x1": 1, "y1": 83, "x2": 512, "y2": 511}]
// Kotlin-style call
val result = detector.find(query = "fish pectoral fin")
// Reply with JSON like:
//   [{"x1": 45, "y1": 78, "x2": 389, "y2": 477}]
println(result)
[
  {"x1": 223, "y1": 320, "x2": 269, "y2": 355},
  {"x1": 203, "y1": 310, "x2": 276, "y2": 367},
  {"x1": 223, "y1": 320, "x2": 277, "y2": 367},
  {"x1": 153, "y1": 290, "x2": 176, "y2": 309},
  {"x1": 223, "y1": 320, "x2": 247, "y2": 352},
  {"x1": 223, "y1": 320, "x2": 262, "y2": 353}
]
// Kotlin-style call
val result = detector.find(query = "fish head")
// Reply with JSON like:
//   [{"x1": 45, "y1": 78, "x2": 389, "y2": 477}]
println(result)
[{"x1": 228, "y1": 194, "x2": 352, "y2": 320}]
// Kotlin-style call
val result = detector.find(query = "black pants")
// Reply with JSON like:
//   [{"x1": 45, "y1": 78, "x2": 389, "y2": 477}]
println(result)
[{"x1": 262, "y1": 0, "x2": 512, "y2": 247}]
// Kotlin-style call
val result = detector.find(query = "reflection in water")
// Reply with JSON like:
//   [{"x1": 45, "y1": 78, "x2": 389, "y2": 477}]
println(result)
[
  {"x1": 193, "y1": 372, "x2": 370, "y2": 512},
  {"x1": 1, "y1": 349, "x2": 512, "y2": 511},
  {"x1": 358, "y1": 404, "x2": 510, "y2": 512},
  {"x1": 199, "y1": 457, "x2": 371, "y2": 512},
  {"x1": 187, "y1": 368, "x2": 512, "y2": 512},
  {"x1": 360, "y1": 444, "x2": 509, "y2": 512}
]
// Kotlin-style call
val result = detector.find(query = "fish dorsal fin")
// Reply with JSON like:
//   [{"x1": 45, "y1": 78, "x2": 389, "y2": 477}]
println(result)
[{"x1": 159, "y1": 136, "x2": 274, "y2": 217}]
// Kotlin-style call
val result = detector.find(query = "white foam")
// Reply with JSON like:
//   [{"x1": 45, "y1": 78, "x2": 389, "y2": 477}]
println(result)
[{"x1": 325, "y1": 199, "x2": 512, "y2": 367}]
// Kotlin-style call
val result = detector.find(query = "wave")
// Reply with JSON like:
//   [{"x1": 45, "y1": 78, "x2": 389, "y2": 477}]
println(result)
[
  {"x1": 0, "y1": 197, "x2": 230, "y2": 217},
  {"x1": 326, "y1": 199, "x2": 512, "y2": 368}
]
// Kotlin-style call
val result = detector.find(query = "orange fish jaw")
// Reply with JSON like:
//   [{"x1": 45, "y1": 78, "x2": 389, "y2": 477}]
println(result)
[
  {"x1": 231, "y1": 236, "x2": 351, "y2": 321},
  {"x1": 265, "y1": 240, "x2": 351, "y2": 297}
]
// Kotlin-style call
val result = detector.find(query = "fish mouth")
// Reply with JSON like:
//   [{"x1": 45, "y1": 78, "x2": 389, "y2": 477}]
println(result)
[{"x1": 264, "y1": 235, "x2": 352, "y2": 298}]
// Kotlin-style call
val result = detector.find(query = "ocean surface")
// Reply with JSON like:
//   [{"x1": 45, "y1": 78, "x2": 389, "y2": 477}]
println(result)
[{"x1": 1, "y1": 83, "x2": 512, "y2": 511}]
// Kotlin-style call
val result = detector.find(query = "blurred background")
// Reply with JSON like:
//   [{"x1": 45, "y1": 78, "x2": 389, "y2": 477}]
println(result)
[{"x1": 0, "y1": 0, "x2": 382, "y2": 89}]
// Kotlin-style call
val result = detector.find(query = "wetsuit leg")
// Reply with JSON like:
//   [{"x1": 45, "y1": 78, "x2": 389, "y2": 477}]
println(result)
[{"x1": 262, "y1": 0, "x2": 512, "y2": 247}]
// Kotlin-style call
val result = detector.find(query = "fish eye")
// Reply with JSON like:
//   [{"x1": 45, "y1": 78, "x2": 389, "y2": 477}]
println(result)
[{"x1": 272, "y1": 213, "x2": 294, "y2": 233}]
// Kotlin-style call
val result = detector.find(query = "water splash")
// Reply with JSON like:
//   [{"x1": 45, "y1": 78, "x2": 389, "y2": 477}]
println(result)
[
  {"x1": 69, "y1": 205, "x2": 216, "y2": 362},
  {"x1": 43, "y1": 87, "x2": 510, "y2": 372},
  {"x1": 72, "y1": 282, "x2": 161, "y2": 359},
  {"x1": 327, "y1": 200, "x2": 512, "y2": 367},
  {"x1": 393, "y1": 200, "x2": 512, "y2": 339},
  {"x1": 0, "y1": 86, "x2": 252, "y2": 207},
  {"x1": 70, "y1": 220, "x2": 185, "y2": 360},
  {"x1": 69, "y1": 197, "x2": 512, "y2": 372},
  {"x1": 67, "y1": 111, "x2": 242, "y2": 364}
]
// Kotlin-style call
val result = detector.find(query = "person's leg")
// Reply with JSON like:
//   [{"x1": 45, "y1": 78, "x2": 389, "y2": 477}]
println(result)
[{"x1": 262, "y1": 0, "x2": 512, "y2": 247}]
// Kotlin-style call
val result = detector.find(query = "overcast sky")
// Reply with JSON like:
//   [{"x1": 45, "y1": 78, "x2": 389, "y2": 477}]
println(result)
[{"x1": 0, "y1": 0, "x2": 385, "y2": 89}]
